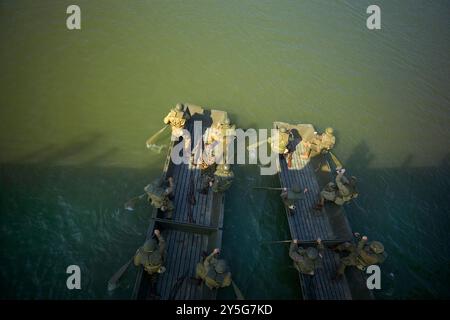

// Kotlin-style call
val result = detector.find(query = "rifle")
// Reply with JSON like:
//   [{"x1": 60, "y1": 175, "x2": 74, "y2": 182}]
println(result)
[
  {"x1": 187, "y1": 174, "x2": 196, "y2": 223},
  {"x1": 287, "y1": 152, "x2": 293, "y2": 168}
]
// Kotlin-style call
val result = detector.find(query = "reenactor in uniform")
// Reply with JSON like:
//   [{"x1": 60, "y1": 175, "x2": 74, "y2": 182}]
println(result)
[
  {"x1": 134, "y1": 229, "x2": 167, "y2": 276},
  {"x1": 268, "y1": 127, "x2": 291, "y2": 156},
  {"x1": 280, "y1": 185, "x2": 308, "y2": 214},
  {"x1": 195, "y1": 248, "x2": 232, "y2": 290},
  {"x1": 163, "y1": 103, "x2": 191, "y2": 150},
  {"x1": 301, "y1": 127, "x2": 335, "y2": 159},
  {"x1": 314, "y1": 168, "x2": 358, "y2": 210},
  {"x1": 289, "y1": 238, "x2": 324, "y2": 275},
  {"x1": 333, "y1": 233, "x2": 386, "y2": 279},
  {"x1": 211, "y1": 164, "x2": 234, "y2": 193},
  {"x1": 144, "y1": 181, "x2": 175, "y2": 218}
]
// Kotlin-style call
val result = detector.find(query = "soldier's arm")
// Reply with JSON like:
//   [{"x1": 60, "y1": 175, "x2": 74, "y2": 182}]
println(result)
[
  {"x1": 157, "y1": 235, "x2": 166, "y2": 255},
  {"x1": 289, "y1": 242, "x2": 304, "y2": 262},
  {"x1": 133, "y1": 249, "x2": 141, "y2": 267},
  {"x1": 163, "y1": 114, "x2": 170, "y2": 124},
  {"x1": 357, "y1": 237, "x2": 368, "y2": 252},
  {"x1": 335, "y1": 174, "x2": 350, "y2": 194},
  {"x1": 204, "y1": 252, "x2": 218, "y2": 268}
]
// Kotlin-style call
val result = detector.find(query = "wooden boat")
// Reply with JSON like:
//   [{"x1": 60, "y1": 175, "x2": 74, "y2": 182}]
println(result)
[
  {"x1": 132, "y1": 104, "x2": 229, "y2": 300},
  {"x1": 274, "y1": 121, "x2": 373, "y2": 300}
]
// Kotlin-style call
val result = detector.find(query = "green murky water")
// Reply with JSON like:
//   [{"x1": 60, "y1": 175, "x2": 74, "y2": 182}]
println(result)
[{"x1": 1, "y1": 0, "x2": 449, "y2": 299}]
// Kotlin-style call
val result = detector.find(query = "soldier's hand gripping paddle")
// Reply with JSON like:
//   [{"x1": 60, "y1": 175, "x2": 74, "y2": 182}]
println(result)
[{"x1": 145, "y1": 125, "x2": 168, "y2": 148}]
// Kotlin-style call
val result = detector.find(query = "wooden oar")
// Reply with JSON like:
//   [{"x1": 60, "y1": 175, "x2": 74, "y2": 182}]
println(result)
[
  {"x1": 107, "y1": 257, "x2": 134, "y2": 291},
  {"x1": 231, "y1": 280, "x2": 245, "y2": 300},
  {"x1": 146, "y1": 125, "x2": 168, "y2": 148},
  {"x1": 247, "y1": 139, "x2": 268, "y2": 151},
  {"x1": 124, "y1": 193, "x2": 146, "y2": 211},
  {"x1": 329, "y1": 151, "x2": 343, "y2": 169},
  {"x1": 261, "y1": 239, "x2": 349, "y2": 246}
]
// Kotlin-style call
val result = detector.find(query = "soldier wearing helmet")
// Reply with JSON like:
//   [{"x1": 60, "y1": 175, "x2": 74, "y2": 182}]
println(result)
[
  {"x1": 333, "y1": 233, "x2": 387, "y2": 279},
  {"x1": 289, "y1": 238, "x2": 324, "y2": 275},
  {"x1": 268, "y1": 126, "x2": 291, "y2": 155},
  {"x1": 280, "y1": 185, "x2": 308, "y2": 215},
  {"x1": 301, "y1": 127, "x2": 336, "y2": 160},
  {"x1": 211, "y1": 164, "x2": 234, "y2": 193},
  {"x1": 314, "y1": 168, "x2": 358, "y2": 210},
  {"x1": 205, "y1": 116, "x2": 236, "y2": 162},
  {"x1": 144, "y1": 180, "x2": 175, "y2": 219},
  {"x1": 195, "y1": 248, "x2": 232, "y2": 290},
  {"x1": 163, "y1": 103, "x2": 191, "y2": 150},
  {"x1": 134, "y1": 229, "x2": 167, "y2": 276}
]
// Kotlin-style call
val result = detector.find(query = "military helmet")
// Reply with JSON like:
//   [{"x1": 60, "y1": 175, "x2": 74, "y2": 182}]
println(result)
[
  {"x1": 175, "y1": 103, "x2": 184, "y2": 111},
  {"x1": 143, "y1": 239, "x2": 157, "y2": 253},
  {"x1": 279, "y1": 127, "x2": 287, "y2": 133},
  {"x1": 306, "y1": 247, "x2": 319, "y2": 260},
  {"x1": 223, "y1": 164, "x2": 230, "y2": 171},
  {"x1": 292, "y1": 185, "x2": 302, "y2": 193},
  {"x1": 325, "y1": 127, "x2": 334, "y2": 135},
  {"x1": 369, "y1": 241, "x2": 384, "y2": 254},
  {"x1": 214, "y1": 259, "x2": 228, "y2": 274}
]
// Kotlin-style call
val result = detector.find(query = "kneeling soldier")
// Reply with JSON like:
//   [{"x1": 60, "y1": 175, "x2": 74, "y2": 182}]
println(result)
[
  {"x1": 144, "y1": 182, "x2": 175, "y2": 218},
  {"x1": 280, "y1": 185, "x2": 308, "y2": 214},
  {"x1": 195, "y1": 248, "x2": 232, "y2": 290},
  {"x1": 134, "y1": 229, "x2": 166, "y2": 276},
  {"x1": 333, "y1": 234, "x2": 387, "y2": 280},
  {"x1": 301, "y1": 127, "x2": 336, "y2": 159},
  {"x1": 315, "y1": 168, "x2": 358, "y2": 210},
  {"x1": 211, "y1": 164, "x2": 234, "y2": 193},
  {"x1": 289, "y1": 238, "x2": 324, "y2": 276}
]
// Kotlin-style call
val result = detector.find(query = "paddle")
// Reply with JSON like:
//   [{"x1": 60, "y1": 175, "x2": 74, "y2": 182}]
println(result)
[
  {"x1": 261, "y1": 239, "x2": 349, "y2": 246},
  {"x1": 107, "y1": 257, "x2": 134, "y2": 291},
  {"x1": 124, "y1": 193, "x2": 146, "y2": 211},
  {"x1": 231, "y1": 280, "x2": 245, "y2": 300},
  {"x1": 146, "y1": 125, "x2": 168, "y2": 148},
  {"x1": 247, "y1": 139, "x2": 268, "y2": 151},
  {"x1": 328, "y1": 151, "x2": 343, "y2": 169},
  {"x1": 253, "y1": 187, "x2": 284, "y2": 191}
]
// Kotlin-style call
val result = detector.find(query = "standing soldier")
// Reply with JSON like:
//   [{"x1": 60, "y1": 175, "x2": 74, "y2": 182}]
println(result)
[
  {"x1": 163, "y1": 103, "x2": 191, "y2": 149},
  {"x1": 211, "y1": 164, "x2": 234, "y2": 193},
  {"x1": 301, "y1": 127, "x2": 335, "y2": 159},
  {"x1": 289, "y1": 238, "x2": 324, "y2": 275},
  {"x1": 333, "y1": 233, "x2": 386, "y2": 280},
  {"x1": 280, "y1": 185, "x2": 308, "y2": 214},
  {"x1": 195, "y1": 248, "x2": 232, "y2": 290},
  {"x1": 205, "y1": 116, "x2": 235, "y2": 164},
  {"x1": 134, "y1": 229, "x2": 167, "y2": 276},
  {"x1": 314, "y1": 168, "x2": 358, "y2": 210},
  {"x1": 144, "y1": 181, "x2": 175, "y2": 219}
]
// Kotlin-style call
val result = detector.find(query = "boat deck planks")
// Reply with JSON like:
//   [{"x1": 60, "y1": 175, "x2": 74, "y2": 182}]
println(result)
[
  {"x1": 133, "y1": 105, "x2": 227, "y2": 300},
  {"x1": 274, "y1": 121, "x2": 352, "y2": 300}
]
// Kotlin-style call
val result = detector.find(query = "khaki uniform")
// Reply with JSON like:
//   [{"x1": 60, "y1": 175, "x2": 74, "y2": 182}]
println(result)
[
  {"x1": 195, "y1": 252, "x2": 232, "y2": 290},
  {"x1": 280, "y1": 189, "x2": 305, "y2": 208},
  {"x1": 164, "y1": 108, "x2": 191, "y2": 150},
  {"x1": 134, "y1": 236, "x2": 166, "y2": 275},
  {"x1": 320, "y1": 173, "x2": 357, "y2": 206},
  {"x1": 146, "y1": 186, "x2": 175, "y2": 218},
  {"x1": 211, "y1": 166, "x2": 234, "y2": 193},
  {"x1": 270, "y1": 130, "x2": 290, "y2": 154},
  {"x1": 304, "y1": 132, "x2": 335, "y2": 157},
  {"x1": 289, "y1": 242, "x2": 324, "y2": 275},
  {"x1": 335, "y1": 238, "x2": 386, "y2": 275}
]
